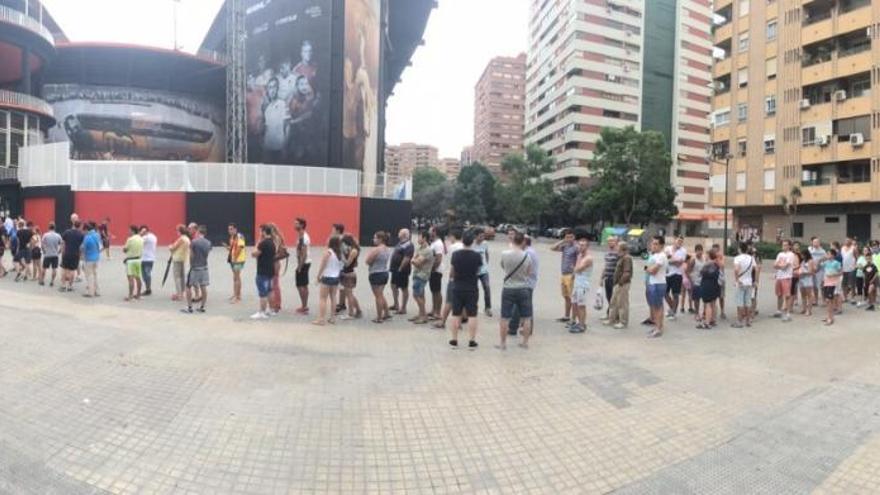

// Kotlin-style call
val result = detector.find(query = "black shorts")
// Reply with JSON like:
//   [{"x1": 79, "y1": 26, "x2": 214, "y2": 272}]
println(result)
[
  {"x1": 790, "y1": 276, "x2": 799, "y2": 296},
  {"x1": 43, "y1": 256, "x2": 59, "y2": 269},
  {"x1": 369, "y1": 272, "x2": 389, "y2": 287},
  {"x1": 451, "y1": 289, "x2": 478, "y2": 317},
  {"x1": 822, "y1": 285, "x2": 836, "y2": 301},
  {"x1": 295, "y1": 263, "x2": 311, "y2": 287},
  {"x1": 61, "y1": 254, "x2": 80, "y2": 271},
  {"x1": 429, "y1": 272, "x2": 443, "y2": 294},
  {"x1": 666, "y1": 274, "x2": 683, "y2": 296},
  {"x1": 391, "y1": 270, "x2": 411, "y2": 289}
]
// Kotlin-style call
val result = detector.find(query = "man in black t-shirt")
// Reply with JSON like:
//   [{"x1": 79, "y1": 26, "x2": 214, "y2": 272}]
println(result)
[
  {"x1": 14, "y1": 221, "x2": 34, "y2": 281},
  {"x1": 864, "y1": 257, "x2": 878, "y2": 311},
  {"x1": 448, "y1": 231, "x2": 483, "y2": 349},
  {"x1": 389, "y1": 228, "x2": 415, "y2": 315},
  {"x1": 60, "y1": 221, "x2": 85, "y2": 292},
  {"x1": 251, "y1": 224, "x2": 277, "y2": 320}
]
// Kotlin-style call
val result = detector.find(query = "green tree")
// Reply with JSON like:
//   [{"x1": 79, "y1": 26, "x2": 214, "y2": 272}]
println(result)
[
  {"x1": 588, "y1": 127, "x2": 678, "y2": 226},
  {"x1": 413, "y1": 181, "x2": 454, "y2": 222},
  {"x1": 501, "y1": 144, "x2": 555, "y2": 183},
  {"x1": 454, "y1": 162, "x2": 497, "y2": 223},
  {"x1": 412, "y1": 167, "x2": 447, "y2": 196},
  {"x1": 494, "y1": 146, "x2": 557, "y2": 227}
]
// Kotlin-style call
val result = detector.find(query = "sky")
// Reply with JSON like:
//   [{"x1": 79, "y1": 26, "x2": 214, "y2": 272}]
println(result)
[{"x1": 41, "y1": 0, "x2": 529, "y2": 159}]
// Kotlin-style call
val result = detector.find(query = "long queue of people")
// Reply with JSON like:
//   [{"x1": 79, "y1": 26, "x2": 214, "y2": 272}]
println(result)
[{"x1": 548, "y1": 229, "x2": 880, "y2": 339}]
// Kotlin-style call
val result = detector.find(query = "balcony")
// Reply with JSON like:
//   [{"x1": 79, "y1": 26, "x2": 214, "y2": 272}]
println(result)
[
  {"x1": 713, "y1": 91, "x2": 730, "y2": 110},
  {"x1": 837, "y1": 94, "x2": 871, "y2": 120},
  {"x1": 837, "y1": 182, "x2": 872, "y2": 202},
  {"x1": 713, "y1": 57, "x2": 732, "y2": 78},
  {"x1": 0, "y1": 4, "x2": 54, "y2": 46},
  {"x1": 801, "y1": 184, "x2": 834, "y2": 203},
  {"x1": 835, "y1": 139, "x2": 871, "y2": 161},
  {"x1": 802, "y1": 16, "x2": 833, "y2": 46},
  {"x1": 801, "y1": 101, "x2": 832, "y2": 124},
  {"x1": 714, "y1": 0, "x2": 733, "y2": 11},
  {"x1": 838, "y1": 6, "x2": 871, "y2": 35},
  {"x1": 801, "y1": 143, "x2": 833, "y2": 165},
  {"x1": 714, "y1": 22, "x2": 732, "y2": 44},
  {"x1": 0, "y1": 89, "x2": 54, "y2": 119},
  {"x1": 802, "y1": 59, "x2": 834, "y2": 86},
  {"x1": 837, "y1": 50, "x2": 872, "y2": 79}
]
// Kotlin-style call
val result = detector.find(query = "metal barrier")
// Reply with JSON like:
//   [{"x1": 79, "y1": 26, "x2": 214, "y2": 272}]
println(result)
[{"x1": 0, "y1": 5, "x2": 54, "y2": 45}]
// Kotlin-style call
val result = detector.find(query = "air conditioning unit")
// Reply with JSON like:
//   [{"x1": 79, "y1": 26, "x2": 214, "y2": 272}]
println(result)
[
  {"x1": 800, "y1": 99, "x2": 811, "y2": 109},
  {"x1": 817, "y1": 135, "x2": 830, "y2": 146},
  {"x1": 834, "y1": 90, "x2": 847, "y2": 102},
  {"x1": 850, "y1": 133, "x2": 865, "y2": 147}
]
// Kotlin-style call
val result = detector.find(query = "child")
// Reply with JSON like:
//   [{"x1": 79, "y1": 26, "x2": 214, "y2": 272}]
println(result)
[
  {"x1": 822, "y1": 249, "x2": 842, "y2": 325},
  {"x1": 798, "y1": 248, "x2": 815, "y2": 316}
]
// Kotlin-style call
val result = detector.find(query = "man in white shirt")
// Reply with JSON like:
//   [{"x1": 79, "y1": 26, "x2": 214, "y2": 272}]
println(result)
[
  {"x1": 664, "y1": 236, "x2": 688, "y2": 320},
  {"x1": 429, "y1": 226, "x2": 446, "y2": 320},
  {"x1": 732, "y1": 242, "x2": 755, "y2": 328},
  {"x1": 774, "y1": 239, "x2": 797, "y2": 321},
  {"x1": 841, "y1": 238, "x2": 857, "y2": 303},
  {"x1": 434, "y1": 230, "x2": 464, "y2": 329},
  {"x1": 139, "y1": 225, "x2": 158, "y2": 296},
  {"x1": 294, "y1": 217, "x2": 312, "y2": 314},
  {"x1": 645, "y1": 236, "x2": 668, "y2": 338}
]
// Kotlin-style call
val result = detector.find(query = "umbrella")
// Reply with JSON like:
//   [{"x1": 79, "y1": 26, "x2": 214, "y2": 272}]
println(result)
[{"x1": 161, "y1": 256, "x2": 172, "y2": 287}]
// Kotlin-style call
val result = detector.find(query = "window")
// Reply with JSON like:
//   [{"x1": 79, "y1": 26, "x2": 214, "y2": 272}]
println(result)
[
  {"x1": 764, "y1": 170, "x2": 776, "y2": 190},
  {"x1": 765, "y1": 95, "x2": 776, "y2": 116},
  {"x1": 737, "y1": 103, "x2": 748, "y2": 122},
  {"x1": 834, "y1": 116, "x2": 871, "y2": 141},
  {"x1": 838, "y1": 162, "x2": 871, "y2": 183},
  {"x1": 764, "y1": 136, "x2": 775, "y2": 154},
  {"x1": 712, "y1": 141, "x2": 730, "y2": 158},
  {"x1": 738, "y1": 32, "x2": 749, "y2": 52},
  {"x1": 766, "y1": 21, "x2": 777, "y2": 40},
  {"x1": 850, "y1": 76, "x2": 871, "y2": 98},
  {"x1": 825, "y1": 217, "x2": 840, "y2": 223},
  {"x1": 738, "y1": 68, "x2": 748, "y2": 87},
  {"x1": 739, "y1": 0, "x2": 750, "y2": 17},
  {"x1": 766, "y1": 58, "x2": 777, "y2": 80},
  {"x1": 792, "y1": 222, "x2": 804, "y2": 238},
  {"x1": 737, "y1": 138, "x2": 747, "y2": 157},
  {"x1": 802, "y1": 127, "x2": 816, "y2": 146},
  {"x1": 714, "y1": 110, "x2": 731, "y2": 126},
  {"x1": 736, "y1": 172, "x2": 746, "y2": 191}
]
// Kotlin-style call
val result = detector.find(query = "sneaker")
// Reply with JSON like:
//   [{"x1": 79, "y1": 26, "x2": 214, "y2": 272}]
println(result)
[
  {"x1": 731, "y1": 322, "x2": 744, "y2": 329},
  {"x1": 600, "y1": 319, "x2": 611, "y2": 326},
  {"x1": 448, "y1": 339, "x2": 458, "y2": 348},
  {"x1": 250, "y1": 311, "x2": 269, "y2": 320},
  {"x1": 772, "y1": 311, "x2": 783, "y2": 318},
  {"x1": 781, "y1": 314, "x2": 791, "y2": 322},
  {"x1": 866, "y1": 305, "x2": 875, "y2": 311},
  {"x1": 468, "y1": 340, "x2": 478, "y2": 349},
  {"x1": 641, "y1": 318, "x2": 654, "y2": 326},
  {"x1": 556, "y1": 317, "x2": 570, "y2": 323},
  {"x1": 268, "y1": 310, "x2": 280, "y2": 317},
  {"x1": 666, "y1": 310, "x2": 675, "y2": 317},
  {"x1": 180, "y1": 308, "x2": 194, "y2": 314},
  {"x1": 666, "y1": 314, "x2": 677, "y2": 321},
  {"x1": 613, "y1": 323, "x2": 626, "y2": 330},
  {"x1": 143, "y1": 290, "x2": 152, "y2": 296}
]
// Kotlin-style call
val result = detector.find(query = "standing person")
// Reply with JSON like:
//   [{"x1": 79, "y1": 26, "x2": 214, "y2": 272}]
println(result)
[
  {"x1": 389, "y1": 229, "x2": 414, "y2": 315},
  {"x1": 59, "y1": 220, "x2": 85, "y2": 292},
  {"x1": 82, "y1": 222, "x2": 102, "y2": 298},
  {"x1": 508, "y1": 235, "x2": 539, "y2": 336},
  {"x1": 645, "y1": 236, "x2": 668, "y2": 338},
  {"x1": 841, "y1": 238, "x2": 857, "y2": 304},
  {"x1": 409, "y1": 230, "x2": 434, "y2": 324},
  {"x1": 428, "y1": 226, "x2": 446, "y2": 320},
  {"x1": 294, "y1": 218, "x2": 311, "y2": 314},
  {"x1": 798, "y1": 248, "x2": 815, "y2": 316},
  {"x1": 664, "y1": 236, "x2": 687, "y2": 320},
  {"x1": 250, "y1": 225, "x2": 277, "y2": 320},
  {"x1": 569, "y1": 236, "x2": 593, "y2": 334},
  {"x1": 40, "y1": 222, "x2": 62, "y2": 287},
  {"x1": 0, "y1": 219, "x2": 7, "y2": 278},
  {"x1": 808, "y1": 237, "x2": 826, "y2": 304},
  {"x1": 732, "y1": 243, "x2": 755, "y2": 328},
  {"x1": 99, "y1": 218, "x2": 112, "y2": 259},
  {"x1": 773, "y1": 240, "x2": 797, "y2": 321},
  {"x1": 366, "y1": 231, "x2": 392, "y2": 323},
  {"x1": 697, "y1": 249, "x2": 721, "y2": 330},
  {"x1": 123, "y1": 225, "x2": 144, "y2": 301},
  {"x1": 498, "y1": 231, "x2": 533, "y2": 349},
  {"x1": 473, "y1": 228, "x2": 493, "y2": 317},
  {"x1": 313, "y1": 235, "x2": 344, "y2": 326},
  {"x1": 550, "y1": 229, "x2": 578, "y2": 323},
  {"x1": 863, "y1": 250, "x2": 877, "y2": 311},
  {"x1": 169, "y1": 225, "x2": 190, "y2": 301},
  {"x1": 226, "y1": 223, "x2": 246, "y2": 303},
  {"x1": 268, "y1": 223, "x2": 287, "y2": 315},
  {"x1": 605, "y1": 242, "x2": 633, "y2": 329},
  {"x1": 182, "y1": 225, "x2": 211, "y2": 314},
  {"x1": 602, "y1": 236, "x2": 620, "y2": 318},
  {"x1": 14, "y1": 220, "x2": 33, "y2": 282},
  {"x1": 139, "y1": 225, "x2": 157, "y2": 296},
  {"x1": 339, "y1": 234, "x2": 362, "y2": 320},
  {"x1": 688, "y1": 245, "x2": 706, "y2": 321},
  {"x1": 749, "y1": 245, "x2": 763, "y2": 317},
  {"x1": 332, "y1": 223, "x2": 348, "y2": 314},
  {"x1": 448, "y1": 231, "x2": 482, "y2": 349},
  {"x1": 434, "y1": 230, "x2": 464, "y2": 329},
  {"x1": 29, "y1": 226, "x2": 42, "y2": 280},
  {"x1": 821, "y1": 249, "x2": 843, "y2": 325},
  {"x1": 856, "y1": 246, "x2": 869, "y2": 306},
  {"x1": 712, "y1": 243, "x2": 727, "y2": 320}
]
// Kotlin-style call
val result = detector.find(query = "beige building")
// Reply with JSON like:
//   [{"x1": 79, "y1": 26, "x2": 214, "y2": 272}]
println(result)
[
  {"x1": 439, "y1": 157, "x2": 461, "y2": 180},
  {"x1": 710, "y1": 0, "x2": 879, "y2": 242},
  {"x1": 460, "y1": 145, "x2": 475, "y2": 166},
  {"x1": 473, "y1": 54, "x2": 527, "y2": 176},
  {"x1": 384, "y1": 143, "x2": 439, "y2": 181}
]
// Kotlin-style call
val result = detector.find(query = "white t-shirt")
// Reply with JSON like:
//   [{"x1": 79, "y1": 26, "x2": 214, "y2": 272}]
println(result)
[
  {"x1": 447, "y1": 241, "x2": 463, "y2": 276},
  {"x1": 324, "y1": 250, "x2": 344, "y2": 278},
  {"x1": 774, "y1": 251, "x2": 796, "y2": 279},
  {"x1": 841, "y1": 246, "x2": 856, "y2": 272},
  {"x1": 298, "y1": 231, "x2": 311, "y2": 266},
  {"x1": 648, "y1": 253, "x2": 668, "y2": 285},
  {"x1": 142, "y1": 232, "x2": 158, "y2": 262},
  {"x1": 667, "y1": 246, "x2": 687, "y2": 277},
  {"x1": 733, "y1": 253, "x2": 754, "y2": 286},
  {"x1": 431, "y1": 239, "x2": 445, "y2": 273}
]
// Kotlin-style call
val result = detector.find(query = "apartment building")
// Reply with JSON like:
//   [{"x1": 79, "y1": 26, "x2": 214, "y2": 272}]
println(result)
[
  {"x1": 460, "y1": 145, "x2": 475, "y2": 166},
  {"x1": 710, "y1": 0, "x2": 879, "y2": 242},
  {"x1": 384, "y1": 143, "x2": 440, "y2": 180},
  {"x1": 473, "y1": 54, "x2": 527, "y2": 176},
  {"x1": 439, "y1": 157, "x2": 462, "y2": 180},
  {"x1": 525, "y1": 0, "x2": 717, "y2": 235}
]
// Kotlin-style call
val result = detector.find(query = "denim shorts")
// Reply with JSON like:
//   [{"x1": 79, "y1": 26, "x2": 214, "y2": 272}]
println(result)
[
  {"x1": 734, "y1": 285, "x2": 752, "y2": 307},
  {"x1": 255, "y1": 274, "x2": 273, "y2": 298},
  {"x1": 647, "y1": 283, "x2": 667, "y2": 308},
  {"x1": 413, "y1": 276, "x2": 427, "y2": 297},
  {"x1": 321, "y1": 276, "x2": 340, "y2": 287},
  {"x1": 501, "y1": 287, "x2": 533, "y2": 319}
]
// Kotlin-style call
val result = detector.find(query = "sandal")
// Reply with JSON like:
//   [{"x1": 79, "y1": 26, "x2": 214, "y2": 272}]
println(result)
[
  {"x1": 312, "y1": 320, "x2": 326, "y2": 326},
  {"x1": 371, "y1": 318, "x2": 384, "y2": 324},
  {"x1": 647, "y1": 330, "x2": 663, "y2": 338}
]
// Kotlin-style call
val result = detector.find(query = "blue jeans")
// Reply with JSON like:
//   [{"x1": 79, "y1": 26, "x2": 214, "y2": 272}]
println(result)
[
  {"x1": 256, "y1": 275, "x2": 273, "y2": 298},
  {"x1": 142, "y1": 261, "x2": 154, "y2": 289},
  {"x1": 508, "y1": 288, "x2": 533, "y2": 335}
]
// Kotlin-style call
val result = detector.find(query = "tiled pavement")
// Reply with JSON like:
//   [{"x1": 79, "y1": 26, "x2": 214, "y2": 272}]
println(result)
[{"x1": 1, "y1": 241, "x2": 880, "y2": 494}]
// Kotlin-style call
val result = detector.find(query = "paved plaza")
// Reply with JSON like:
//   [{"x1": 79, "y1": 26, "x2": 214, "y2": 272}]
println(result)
[{"x1": 1, "y1": 239, "x2": 880, "y2": 494}]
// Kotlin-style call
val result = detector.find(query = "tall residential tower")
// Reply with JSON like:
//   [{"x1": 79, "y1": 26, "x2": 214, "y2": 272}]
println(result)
[{"x1": 473, "y1": 53, "x2": 527, "y2": 176}]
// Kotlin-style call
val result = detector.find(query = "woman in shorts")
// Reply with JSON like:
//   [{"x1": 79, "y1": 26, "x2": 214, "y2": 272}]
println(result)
[
  {"x1": 365, "y1": 231, "x2": 392, "y2": 323},
  {"x1": 697, "y1": 250, "x2": 721, "y2": 330},
  {"x1": 313, "y1": 236, "x2": 344, "y2": 326},
  {"x1": 30, "y1": 226, "x2": 42, "y2": 281},
  {"x1": 340, "y1": 234, "x2": 362, "y2": 320},
  {"x1": 798, "y1": 248, "x2": 815, "y2": 316}
]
